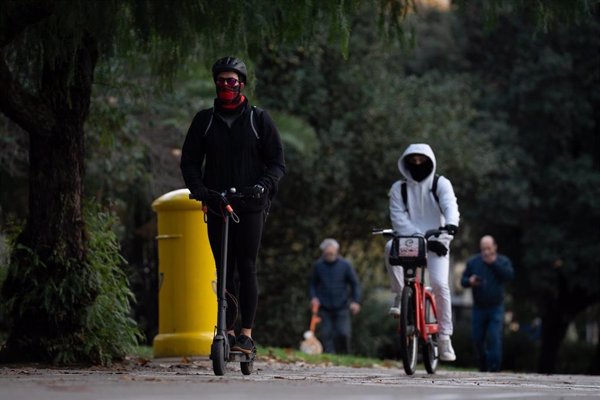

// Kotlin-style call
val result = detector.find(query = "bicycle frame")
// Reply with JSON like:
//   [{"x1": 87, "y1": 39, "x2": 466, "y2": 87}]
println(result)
[{"x1": 405, "y1": 267, "x2": 439, "y2": 341}]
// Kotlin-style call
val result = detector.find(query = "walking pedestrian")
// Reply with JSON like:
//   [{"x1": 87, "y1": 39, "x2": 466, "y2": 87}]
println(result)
[
  {"x1": 309, "y1": 238, "x2": 361, "y2": 354},
  {"x1": 461, "y1": 235, "x2": 514, "y2": 371}
]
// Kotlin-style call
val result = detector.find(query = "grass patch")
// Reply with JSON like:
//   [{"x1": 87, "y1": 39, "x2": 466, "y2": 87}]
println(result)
[
  {"x1": 129, "y1": 345, "x2": 154, "y2": 359},
  {"x1": 258, "y1": 346, "x2": 400, "y2": 368}
]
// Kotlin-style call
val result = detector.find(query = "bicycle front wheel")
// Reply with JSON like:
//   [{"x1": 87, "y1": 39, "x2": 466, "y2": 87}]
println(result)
[
  {"x1": 422, "y1": 295, "x2": 439, "y2": 374},
  {"x1": 399, "y1": 285, "x2": 418, "y2": 375}
]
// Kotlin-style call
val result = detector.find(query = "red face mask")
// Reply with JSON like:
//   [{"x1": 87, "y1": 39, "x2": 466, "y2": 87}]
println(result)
[{"x1": 216, "y1": 85, "x2": 241, "y2": 102}]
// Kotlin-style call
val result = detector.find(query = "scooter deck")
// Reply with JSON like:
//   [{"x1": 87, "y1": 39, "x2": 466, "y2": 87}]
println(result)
[{"x1": 228, "y1": 350, "x2": 255, "y2": 363}]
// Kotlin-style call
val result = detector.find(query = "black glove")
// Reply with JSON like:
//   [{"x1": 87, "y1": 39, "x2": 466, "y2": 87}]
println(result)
[
  {"x1": 444, "y1": 224, "x2": 458, "y2": 235},
  {"x1": 427, "y1": 240, "x2": 448, "y2": 257},
  {"x1": 191, "y1": 187, "x2": 210, "y2": 201},
  {"x1": 251, "y1": 184, "x2": 265, "y2": 199}
]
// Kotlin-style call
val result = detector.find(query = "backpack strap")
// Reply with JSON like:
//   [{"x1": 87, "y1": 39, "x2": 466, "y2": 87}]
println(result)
[
  {"x1": 250, "y1": 105, "x2": 265, "y2": 140},
  {"x1": 202, "y1": 108, "x2": 214, "y2": 137},
  {"x1": 250, "y1": 106, "x2": 260, "y2": 139},
  {"x1": 401, "y1": 181, "x2": 408, "y2": 211},
  {"x1": 431, "y1": 175, "x2": 440, "y2": 205},
  {"x1": 400, "y1": 174, "x2": 442, "y2": 213}
]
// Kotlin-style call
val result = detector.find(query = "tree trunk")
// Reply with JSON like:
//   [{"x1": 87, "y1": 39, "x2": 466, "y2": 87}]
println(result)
[
  {"x1": 0, "y1": 34, "x2": 99, "y2": 363},
  {"x1": 538, "y1": 308, "x2": 570, "y2": 374},
  {"x1": 537, "y1": 267, "x2": 594, "y2": 374}
]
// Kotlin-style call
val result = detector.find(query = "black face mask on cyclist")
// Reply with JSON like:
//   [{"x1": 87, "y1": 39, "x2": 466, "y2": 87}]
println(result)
[{"x1": 405, "y1": 158, "x2": 433, "y2": 182}]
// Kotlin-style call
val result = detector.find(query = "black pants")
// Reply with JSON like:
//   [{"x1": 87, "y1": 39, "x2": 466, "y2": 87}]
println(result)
[{"x1": 207, "y1": 211, "x2": 264, "y2": 330}]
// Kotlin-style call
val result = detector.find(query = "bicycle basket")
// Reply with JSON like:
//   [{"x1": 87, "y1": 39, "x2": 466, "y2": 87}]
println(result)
[{"x1": 388, "y1": 236, "x2": 427, "y2": 268}]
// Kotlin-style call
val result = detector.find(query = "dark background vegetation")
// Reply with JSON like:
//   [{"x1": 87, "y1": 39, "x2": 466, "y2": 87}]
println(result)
[{"x1": 0, "y1": 0, "x2": 598, "y2": 374}]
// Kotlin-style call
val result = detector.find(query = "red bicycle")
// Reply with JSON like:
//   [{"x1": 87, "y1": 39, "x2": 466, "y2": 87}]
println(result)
[{"x1": 373, "y1": 227, "x2": 447, "y2": 375}]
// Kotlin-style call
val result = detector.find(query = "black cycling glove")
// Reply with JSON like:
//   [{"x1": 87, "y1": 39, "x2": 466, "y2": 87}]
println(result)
[
  {"x1": 251, "y1": 184, "x2": 265, "y2": 198},
  {"x1": 191, "y1": 186, "x2": 210, "y2": 201},
  {"x1": 444, "y1": 224, "x2": 458, "y2": 235},
  {"x1": 427, "y1": 240, "x2": 448, "y2": 257}
]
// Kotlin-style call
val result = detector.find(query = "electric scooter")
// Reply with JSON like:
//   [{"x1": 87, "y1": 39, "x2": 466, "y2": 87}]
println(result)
[{"x1": 191, "y1": 187, "x2": 257, "y2": 376}]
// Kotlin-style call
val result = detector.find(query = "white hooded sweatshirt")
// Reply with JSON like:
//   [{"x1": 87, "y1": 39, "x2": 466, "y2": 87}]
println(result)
[{"x1": 389, "y1": 143, "x2": 459, "y2": 241}]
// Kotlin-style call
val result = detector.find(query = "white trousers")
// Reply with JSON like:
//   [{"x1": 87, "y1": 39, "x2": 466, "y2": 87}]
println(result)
[{"x1": 384, "y1": 240, "x2": 453, "y2": 339}]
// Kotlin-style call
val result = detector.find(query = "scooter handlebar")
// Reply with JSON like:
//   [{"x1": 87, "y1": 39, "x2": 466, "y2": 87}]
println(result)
[{"x1": 189, "y1": 187, "x2": 262, "y2": 202}]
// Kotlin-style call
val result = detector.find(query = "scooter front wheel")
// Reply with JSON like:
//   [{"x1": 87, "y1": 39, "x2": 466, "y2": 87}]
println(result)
[{"x1": 211, "y1": 338, "x2": 228, "y2": 376}]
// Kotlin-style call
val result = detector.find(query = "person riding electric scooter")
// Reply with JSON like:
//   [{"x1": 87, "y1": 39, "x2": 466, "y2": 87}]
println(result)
[{"x1": 180, "y1": 57, "x2": 285, "y2": 369}]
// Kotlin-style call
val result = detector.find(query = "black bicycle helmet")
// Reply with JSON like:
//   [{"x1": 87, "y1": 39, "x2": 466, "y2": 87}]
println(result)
[{"x1": 212, "y1": 57, "x2": 247, "y2": 83}]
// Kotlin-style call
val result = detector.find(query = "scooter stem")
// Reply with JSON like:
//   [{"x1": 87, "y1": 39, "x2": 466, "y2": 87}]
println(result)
[{"x1": 217, "y1": 213, "x2": 230, "y2": 334}]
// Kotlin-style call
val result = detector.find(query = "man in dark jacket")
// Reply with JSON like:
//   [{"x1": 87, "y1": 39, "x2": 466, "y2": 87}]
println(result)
[
  {"x1": 461, "y1": 235, "x2": 514, "y2": 372},
  {"x1": 180, "y1": 57, "x2": 285, "y2": 354},
  {"x1": 309, "y1": 238, "x2": 361, "y2": 354}
]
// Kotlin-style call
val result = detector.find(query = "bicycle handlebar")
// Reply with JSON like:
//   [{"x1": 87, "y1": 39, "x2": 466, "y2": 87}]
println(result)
[
  {"x1": 371, "y1": 228, "x2": 395, "y2": 236},
  {"x1": 372, "y1": 227, "x2": 449, "y2": 239}
]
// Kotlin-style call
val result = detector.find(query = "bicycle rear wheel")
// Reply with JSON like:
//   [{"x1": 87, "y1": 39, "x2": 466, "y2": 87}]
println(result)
[
  {"x1": 422, "y1": 296, "x2": 439, "y2": 374},
  {"x1": 399, "y1": 286, "x2": 418, "y2": 375}
]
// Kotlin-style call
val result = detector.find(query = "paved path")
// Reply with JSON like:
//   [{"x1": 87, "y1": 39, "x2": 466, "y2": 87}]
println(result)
[{"x1": 1, "y1": 358, "x2": 599, "y2": 399}]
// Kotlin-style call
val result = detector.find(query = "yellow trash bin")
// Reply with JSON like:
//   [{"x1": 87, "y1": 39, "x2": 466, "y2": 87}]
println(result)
[{"x1": 152, "y1": 188, "x2": 216, "y2": 357}]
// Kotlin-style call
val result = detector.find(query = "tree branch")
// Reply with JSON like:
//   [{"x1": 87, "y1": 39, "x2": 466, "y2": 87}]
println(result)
[
  {"x1": 0, "y1": 1, "x2": 54, "y2": 48},
  {"x1": 0, "y1": 57, "x2": 55, "y2": 136}
]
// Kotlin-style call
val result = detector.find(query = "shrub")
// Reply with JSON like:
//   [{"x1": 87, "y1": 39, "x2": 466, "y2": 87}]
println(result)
[{"x1": 0, "y1": 200, "x2": 141, "y2": 365}]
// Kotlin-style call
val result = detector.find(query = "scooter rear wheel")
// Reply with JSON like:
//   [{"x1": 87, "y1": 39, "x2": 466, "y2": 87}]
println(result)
[
  {"x1": 211, "y1": 339, "x2": 228, "y2": 376},
  {"x1": 241, "y1": 360, "x2": 253, "y2": 375},
  {"x1": 240, "y1": 347, "x2": 256, "y2": 375}
]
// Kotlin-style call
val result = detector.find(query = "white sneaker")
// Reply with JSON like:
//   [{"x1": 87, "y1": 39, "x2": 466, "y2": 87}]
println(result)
[
  {"x1": 388, "y1": 306, "x2": 400, "y2": 317},
  {"x1": 388, "y1": 294, "x2": 401, "y2": 318},
  {"x1": 438, "y1": 339, "x2": 456, "y2": 362}
]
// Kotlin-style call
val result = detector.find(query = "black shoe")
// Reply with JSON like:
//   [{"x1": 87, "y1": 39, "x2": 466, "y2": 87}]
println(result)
[
  {"x1": 227, "y1": 334, "x2": 236, "y2": 349},
  {"x1": 231, "y1": 335, "x2": 255, "y2": 354}
]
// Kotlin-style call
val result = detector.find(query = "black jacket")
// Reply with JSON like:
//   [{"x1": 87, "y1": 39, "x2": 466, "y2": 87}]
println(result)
[{"x1": 180, "y1": 100, "x2": 285, "y2": 212}]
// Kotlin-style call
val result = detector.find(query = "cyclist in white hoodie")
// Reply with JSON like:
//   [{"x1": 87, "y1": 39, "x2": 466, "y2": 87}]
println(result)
[{"x1": 385, "y1": 143, "x2": 460, "y2": 361}]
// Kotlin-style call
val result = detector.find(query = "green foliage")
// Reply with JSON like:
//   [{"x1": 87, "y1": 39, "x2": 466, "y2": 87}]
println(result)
[
  {"x1": 2, "y1": 0, "x2": 369, "y2": 91},
  {"x1": 463, "y1": 8, "x2": 600, "y2": 307},
  {"x1": 452, "y1": 0, "x2": 598, "y2": 34},
  {"x1": 1, "y1": 240, "x2": 99, "y2": 364},
  {"x1": 450, "y1": 5, "x2": 600, "y2": 372},
  {"x1": 83, "y1": 200, "x2": 142, "y2": 365},
  {"x1": 349, "y1": 289, "x2": 400, "y2": 358},
  {"x1": 0, "y1": 201, "x2": 140, "y2": 365}
]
